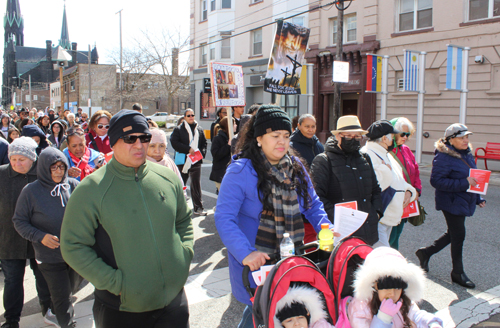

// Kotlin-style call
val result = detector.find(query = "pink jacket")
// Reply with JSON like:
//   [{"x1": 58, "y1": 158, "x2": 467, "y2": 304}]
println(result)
[
  {"x1": 392, "y1": 144, "x2": 422, "y2": 194},
  {"x1": 347, "y1": 297, "x2": 442, "y2": 328},
  {"x1": 311, "y1": 319, "x2": 335, "y2": 328}
]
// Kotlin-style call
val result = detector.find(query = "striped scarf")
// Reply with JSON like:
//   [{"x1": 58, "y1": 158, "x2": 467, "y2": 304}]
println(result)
[{"x1": 254, "y1": 151, "x2": 304, "y2": 255}]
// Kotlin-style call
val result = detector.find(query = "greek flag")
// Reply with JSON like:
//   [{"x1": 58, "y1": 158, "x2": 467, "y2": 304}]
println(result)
[
  {"x1": 446, "y1": 45, "x2": 463, "y2": 90},
  {"x1": 403, "y1": 50, "x2": 419, "y2": 91}
]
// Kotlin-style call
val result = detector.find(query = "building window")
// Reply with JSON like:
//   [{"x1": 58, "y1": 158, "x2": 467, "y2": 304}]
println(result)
[
  {"x1": 222, "y1": 0, "x2": 231, "y2": 9},
  {"x1": 252, "y1": 28, "x2": 262, "y2": 56},
  {"x1": 221, "y1": 36, "x2": 231, "y2": 59},
  {"x1": 201, "y1": 0, "x2": 208, "y2": 21},
  {"x1": 291, "y1": 16, "x2": 304, "y2": 26},
  {"x1": 468, "y1": 0, "x2": 500, "y2": 20},
  {"x1": 277, "y1": 95, "x2": 299, "y2": 118},
  {"x1": 330, "y1": 14, "x2": 357, "y2": 45},
  {"x1": 209, "y1": 36, "x2": 216, "y2": 60},
  {"x1": 200, "y1": 43, "x2": 208, "y2": 66},
  {"x1": 211, "y1": 0, "x2": 216, "y2": 11},
  {"x1": 399, "y1": 0, "x2": 432, "y2": 32},
  {"x1": 251, "y1": 0, "x2": 263, "y2": 3}
]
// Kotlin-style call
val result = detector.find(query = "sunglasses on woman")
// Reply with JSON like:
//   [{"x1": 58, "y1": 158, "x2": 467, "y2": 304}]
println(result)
[
  {"x1": 185, "y1": 114, "x2": 195, "y2": 118},
  {"x1": 97, "y1": 124, "x2": 110, "y2": 130},
  {"x1": 400, "y1": 132, "x2": 411, "y2": 138},
  {"x1": 120, "y1": 134, "x2": 152, "y2": 144}
]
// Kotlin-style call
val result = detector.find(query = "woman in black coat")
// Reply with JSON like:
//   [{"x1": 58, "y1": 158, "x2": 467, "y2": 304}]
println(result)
[
  {"x1": 170, "y1": 109, "x2": 208, "y2": 215},
  {"x1": 289, "y1": 114, "x2": 324, "y2": 166},
  {"x1": 210, "y1": 117, "x2": 234, "y2": 192}
]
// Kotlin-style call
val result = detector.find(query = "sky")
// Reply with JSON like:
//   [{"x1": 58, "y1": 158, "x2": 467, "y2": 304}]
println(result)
[{"x1": 0, "y1": 0, "x2": 190, "y2": 67}]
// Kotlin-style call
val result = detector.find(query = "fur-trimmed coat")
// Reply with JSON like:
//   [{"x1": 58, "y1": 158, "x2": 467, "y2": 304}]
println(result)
[{"x1": 430, "y1": 139, "x2": 484, "y2": 217}]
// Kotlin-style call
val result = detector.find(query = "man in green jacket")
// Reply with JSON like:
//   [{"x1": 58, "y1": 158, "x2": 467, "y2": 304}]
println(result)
[{"x1": 61, "y1": 109, "x2": 193, "y2": 328}]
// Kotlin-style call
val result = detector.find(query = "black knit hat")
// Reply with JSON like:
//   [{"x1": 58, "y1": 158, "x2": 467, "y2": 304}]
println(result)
[
  {"x1": 376, "y1": 276, "x2": 408, "y2": 291},
  {"x1": 276, "y1": 301, "x2": 311, "y2": 324},
  {"x1": 108, "y1": 109, "x2": 150, "y2": 147},
  {"x1": 366, "y1": 120, "x2": 400, "y2": 140},
  {"x1": 253, "y1": 105, "x2": 292, "y2": 137}
]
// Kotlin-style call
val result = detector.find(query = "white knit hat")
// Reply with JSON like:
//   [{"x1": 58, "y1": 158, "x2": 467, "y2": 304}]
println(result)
[
  {"x1": 8, "y1": 137, "x2": 38, "y2": 162},
  {"x1": 353, "y1": 247, "x2": 426, "y2": 303}
]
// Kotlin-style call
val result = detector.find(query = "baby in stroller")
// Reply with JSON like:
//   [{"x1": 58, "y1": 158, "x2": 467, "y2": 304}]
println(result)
[{"x1": 275, "y1": 285, "x2": 335, "y2": 328}]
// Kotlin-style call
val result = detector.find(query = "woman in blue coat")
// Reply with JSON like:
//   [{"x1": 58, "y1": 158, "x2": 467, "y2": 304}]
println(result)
[
  {"x1": 416, "y1": 124, "x2": 485, "y2": 289},
  {"x1": 214, "y1": 105, "x2": 331, "y2": 328}
]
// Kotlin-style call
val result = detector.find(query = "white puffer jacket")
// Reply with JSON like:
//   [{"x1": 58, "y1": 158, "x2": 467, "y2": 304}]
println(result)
[{"x1": 361, "y1": 142, "x2": 416, "y2": 226}]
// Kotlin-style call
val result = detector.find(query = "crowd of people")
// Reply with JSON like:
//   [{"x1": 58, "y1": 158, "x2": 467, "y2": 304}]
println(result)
[{"x1": 0, "y1": 103, "x2": 486, "y2": 328}]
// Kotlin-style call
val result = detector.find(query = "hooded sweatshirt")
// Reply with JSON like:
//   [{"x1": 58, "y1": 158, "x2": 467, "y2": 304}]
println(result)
[
  {"x1": 1, "y1": 113, "x2": 14, "y2": 138},
  {"x1": 47, "y1": 120, "x2": 67, "y2": 149},
  {"x1": 22, "y1": 125, "x2": 50, "y2": 155},
  {"x1": 13, "y1": 147, "x2": 79, "y2": 263}
]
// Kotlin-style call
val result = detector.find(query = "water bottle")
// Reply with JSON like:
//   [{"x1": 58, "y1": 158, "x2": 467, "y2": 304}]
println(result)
[
  {"x1": 318, "y1": 223, "x2": 334, "y2": 252},
  {"x1": 280, "y1": 233, "x2": 295, "y2": 259}
]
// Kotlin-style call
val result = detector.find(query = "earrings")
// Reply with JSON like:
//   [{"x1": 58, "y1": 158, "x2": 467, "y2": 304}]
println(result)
[{"x1": 257, "y1": 142, "x2": 261, "y2": 147}]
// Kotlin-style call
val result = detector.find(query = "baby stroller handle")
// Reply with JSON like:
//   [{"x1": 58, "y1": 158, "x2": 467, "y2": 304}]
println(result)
[{"x1": 242, "y1": 253, "x2": 279, "y2": 298}]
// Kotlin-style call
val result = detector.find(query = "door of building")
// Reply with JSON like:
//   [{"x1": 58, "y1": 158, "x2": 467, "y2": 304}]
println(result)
[{"x1": 342, "y1": 99, "x2": 358, "y2": 116}]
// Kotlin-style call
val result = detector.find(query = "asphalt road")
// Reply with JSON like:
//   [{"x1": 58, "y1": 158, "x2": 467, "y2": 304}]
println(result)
[{"x1": 1, "y1": 141, "x2": 499, "y2": 327}]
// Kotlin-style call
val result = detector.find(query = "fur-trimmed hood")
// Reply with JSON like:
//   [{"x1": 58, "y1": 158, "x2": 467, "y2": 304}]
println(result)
[
  {"x1": 274, "y1": 286, "x2": 329, "y2": 328},
  {"x1": 353, "y1": 247, "x2": 425, "y2": 303},
  {"x1": 435, "y1": 138, "x2": 473, "y2": 159}
]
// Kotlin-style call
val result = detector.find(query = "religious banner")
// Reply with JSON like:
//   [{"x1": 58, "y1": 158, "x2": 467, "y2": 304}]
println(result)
[
  {"x1": 209, "y1": 62, "x2": 245, "y2": 107},
  {"x1": 264, "y1": 20, "x2": 310, "y2": 95}
]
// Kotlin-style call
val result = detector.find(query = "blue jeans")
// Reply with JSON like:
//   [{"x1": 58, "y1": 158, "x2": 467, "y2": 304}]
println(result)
[
  {"x1": 238, "y1": 305, "x2": 254, "y2": 328},
  {"x1": 0, "y1": 259, "x2": 51, "y2": 323}
]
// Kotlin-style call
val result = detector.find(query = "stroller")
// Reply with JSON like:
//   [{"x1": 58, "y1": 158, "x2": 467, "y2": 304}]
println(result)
[
  {"x1": 243, "y1": 243, "x2": 335, "y2": 328},
  {"x1": 326, "y1": 237, "x2": 373, "y2": 325}
]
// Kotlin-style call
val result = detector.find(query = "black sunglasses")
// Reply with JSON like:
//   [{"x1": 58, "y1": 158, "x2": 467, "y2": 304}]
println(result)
[
  {"x1": 400, "y1": 132, "x2": 411, "y2": 138},
  {"x1": 120, "y1": 134, "x2": 152, "y2": 144},
  {"x1": 186, "y1": 114, "x2": 195, "y2": 118}
]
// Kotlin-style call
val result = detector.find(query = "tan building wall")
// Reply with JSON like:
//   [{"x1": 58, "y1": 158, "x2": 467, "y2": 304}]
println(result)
[{"x1": 312, "y1": 0, "x2": 500, "y2": 154}]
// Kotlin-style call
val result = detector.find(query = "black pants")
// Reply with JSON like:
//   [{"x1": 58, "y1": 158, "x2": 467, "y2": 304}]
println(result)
[
  {"x1": 93, "y1": 288, "x2": 189, "y2": 328},
  {"x1": 178, "y1": 164, "x2": 203, "y2": 211},
  {"x1": 38, "y1": 262, "x2": 76, "y2": 328},
  {"x1": 0, "y1": 258, "x2": 51, "y2": 323},
  {"x1": 426, "y1": 210, "x2": 466, "y2": 274}
]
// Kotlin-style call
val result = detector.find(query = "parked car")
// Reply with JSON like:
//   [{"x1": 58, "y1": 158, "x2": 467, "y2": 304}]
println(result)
[{"x1": 147, "y1": 112, "x2": 169, "y2": 123}]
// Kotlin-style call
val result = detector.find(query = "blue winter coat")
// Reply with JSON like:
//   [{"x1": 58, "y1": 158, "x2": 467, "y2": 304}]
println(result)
[
  {"x1": 214, "y1": 156, "x2": 330, "y2": 306},
  {"x1": 290, "y1": 130, "x2": 324, "y2": 166},
  {"x1": 430, "y1": 139, "x2": 484, "y2": 217}
]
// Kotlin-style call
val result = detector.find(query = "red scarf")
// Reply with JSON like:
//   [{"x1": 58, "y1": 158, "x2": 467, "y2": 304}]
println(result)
[{"x1": 69, "y1": 147, "x2": 94, "y2": 180}]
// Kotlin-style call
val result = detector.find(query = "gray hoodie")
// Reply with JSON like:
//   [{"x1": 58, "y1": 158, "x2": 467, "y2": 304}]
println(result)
[{"x1": 13, "y1": 147, "x2": 79, "y2": 263}]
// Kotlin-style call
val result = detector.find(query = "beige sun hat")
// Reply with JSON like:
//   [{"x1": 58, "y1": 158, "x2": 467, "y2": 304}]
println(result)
[{"x1": 331, "y1": 115, "x2": 368, "y2": 135}]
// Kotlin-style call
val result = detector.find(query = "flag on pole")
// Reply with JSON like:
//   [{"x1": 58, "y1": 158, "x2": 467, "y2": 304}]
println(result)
[
  {"x1": 446, "y1": 45, "x2": 463, "y2": 90},
  {"x1": 366, "y1": 54, "x2": 383, "y2": 92},
  {"x1": 403, "y1": 50, "x2": 419, "y2": 91}
]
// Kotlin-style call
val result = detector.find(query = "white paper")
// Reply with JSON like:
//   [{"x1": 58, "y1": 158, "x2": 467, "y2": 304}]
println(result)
[
  {"x1": 252, "y1": 264, "x2": 275, "y2": 286},
  {"x1": 333, "y1": 61, "x2": 350, "y2": 83},
  {"x1": 333, "y1": 207, "x2": 369, "y2": 245}
]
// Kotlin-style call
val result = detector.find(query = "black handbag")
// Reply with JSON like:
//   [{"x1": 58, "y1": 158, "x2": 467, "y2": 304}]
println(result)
[{"x1": 390, "y1": 152, "x2": 426, "y2": 226}]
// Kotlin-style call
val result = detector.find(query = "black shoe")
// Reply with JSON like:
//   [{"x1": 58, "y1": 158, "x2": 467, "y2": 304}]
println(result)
[
  {"x1": 415, "y1": 248, "x2": 430, "y2": 272},
  {"x1": 451, "y1": 272, "x2": 475, "y2": 289},
  {"x1": 1, "y1": 322, "x2": 19, "y2": 328},
  {"x1": 193, "y1": 208, "x2": 207, "y2": 216}
]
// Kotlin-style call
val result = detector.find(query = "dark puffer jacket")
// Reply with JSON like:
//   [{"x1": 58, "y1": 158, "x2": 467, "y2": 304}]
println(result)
[
  {"x1": 290, "y1": 130, "x2": 324, "y2": 166},
  {"x1": 310, "y1": 137, "x2": 382, "y2": 245},
  {"x1": 430, "y1": 139, "x2": 484, "y2": 217},
  {"x1": 0, "y1": 161, "x2": 37, "y2": 259},
  {"x1": 210, "y1": 130, "x2": 231, "y2": 183}
]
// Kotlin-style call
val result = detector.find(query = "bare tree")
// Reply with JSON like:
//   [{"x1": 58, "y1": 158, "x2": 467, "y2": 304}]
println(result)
[{"x1": 107, "y1": 28, "x2": 190, "y2": 113}]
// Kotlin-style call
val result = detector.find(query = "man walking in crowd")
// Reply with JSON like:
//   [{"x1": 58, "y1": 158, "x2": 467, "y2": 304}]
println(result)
[
  {"x1": 14, "y1": 108, "x2": 28, "y2": 130},
  {"x1": 0, "y1": 137, "x2": 52, "y2": 328},
  {"x1": 132, "y1": 103, "x2": 143, "y2": 113},
  {"x1": 233, "y1": 106, "x2": 244, "y2": 133},
  {"x1": 61, "y1": 109, "x2": 193, "y2": 328},
  {"x1": 311, "y1": 115, "x2": 382, "y2": 245},
  {"x1": 210, "y1": 107, "x2": 227, "y2": 141}
]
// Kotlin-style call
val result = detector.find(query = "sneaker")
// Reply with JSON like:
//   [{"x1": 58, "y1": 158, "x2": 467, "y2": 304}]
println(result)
[
  {"x1": 1, "y1": 322, "x2": 19, "y2": 328},
  {"x1": 193, "y1": 208, "x2": 207, "y2": 216},
  {"x1": 44, "y1": 309, "x2": 61, "y2": 328}
]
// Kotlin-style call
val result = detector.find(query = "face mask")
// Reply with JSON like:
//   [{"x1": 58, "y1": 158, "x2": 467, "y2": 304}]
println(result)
[{"x1": 341, "y1": 137, "x2": 360, "y2": 153}]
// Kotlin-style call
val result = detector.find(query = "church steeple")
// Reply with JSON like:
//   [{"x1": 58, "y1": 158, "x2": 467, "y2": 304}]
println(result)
[
  {"x1": 4, "y1": 0, "x2": 24, "y2": 47},
  {"x1": 59, "y1": 3, "x2": 71, "y2": 50}
]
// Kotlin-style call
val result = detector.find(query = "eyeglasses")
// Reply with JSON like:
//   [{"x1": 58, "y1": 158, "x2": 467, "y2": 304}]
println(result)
[
  {"x1": 186, "y1": 114, "x2": 195, "y2": 118},
  {"x1": 120, "y1": 134, "x2": 152, "y2": 144},
  {"x1": 67, "y1": 128, "x2": 85, "y2": 137},
  {"x1": 50, "y1": 164, "x2": 66, "y2": 172},
  {"x1": 97, "y1": 124, "x2": 110, "y2": 130},
  {"x1": 400, "y1": 132, "x2": 411, "y2": 138},
  {"x1": 339, "y1": 134, "x2": 363, "y2": 141}
]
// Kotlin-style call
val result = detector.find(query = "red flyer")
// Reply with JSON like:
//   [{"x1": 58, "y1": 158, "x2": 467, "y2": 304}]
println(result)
[
  {"x1": 188, "y1": 149, "x2": 203, "y2": 164},
  {"x1": 335, "y1": 201, "x2": 358, "y2": 210},
  {"x1": 467, "y1": 169, "x2": 491, "y2": 195},
  {"x1": 402, "y1": 200, "x2": 419, "y2": 219}
]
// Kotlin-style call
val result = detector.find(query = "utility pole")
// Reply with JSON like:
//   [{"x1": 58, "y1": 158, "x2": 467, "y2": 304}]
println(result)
[
  {"x1": 29, "y1": 75, "x2": 32, "y2": 110},
  {"x1": 88, "y1": 44, "x2": 92, "y2": 113},
  {"x1": 333, "y1": 1, "x2": 345, "y2": 130},
  {"x1": 116, "y1": 9, "x2": 123, "y2": 110},
  {"x1": 60, "y1": 66, "x2": 64, "y2": 113}
]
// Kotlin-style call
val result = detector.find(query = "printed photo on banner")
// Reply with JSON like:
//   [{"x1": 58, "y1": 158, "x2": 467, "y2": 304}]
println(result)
[
  {"x1": 264, "y1": 20, "x2": 310, "y2": 95},
  {"x1": 209, "y1": 62, "x2": 245, "y2": 107}
]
